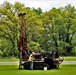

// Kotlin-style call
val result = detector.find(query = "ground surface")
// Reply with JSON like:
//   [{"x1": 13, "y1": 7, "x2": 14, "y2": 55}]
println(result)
[
  {"x1": 0, "y1": 65, "x2": 76, "y2": 75},
  {"x1": 0, "y1": 57, "x2": 76, "y2": 75}
]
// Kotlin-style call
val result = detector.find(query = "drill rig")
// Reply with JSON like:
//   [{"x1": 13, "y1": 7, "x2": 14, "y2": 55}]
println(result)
[
  {"x1": 18, "y1": 13, "x2": 29, "y2": 69},
  {"x1": 18, "y1": 13, "x2": 63, "y2": 70}
]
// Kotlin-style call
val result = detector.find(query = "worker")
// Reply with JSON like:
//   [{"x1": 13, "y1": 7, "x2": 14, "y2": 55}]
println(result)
[{"x1": 28, "y1": 53, "x2": 34, "y2": 70}]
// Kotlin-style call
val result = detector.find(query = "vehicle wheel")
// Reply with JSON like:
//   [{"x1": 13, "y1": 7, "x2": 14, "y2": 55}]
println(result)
[
  {"x1": 55, "y1": 63, "x2": 59, "y2": 69},
  {"x1": 23, "y1": 65, "x2": 29, "y2": 69},
  {"x1": 43, "y1": 63, "x2": 49, "y2": 70}
]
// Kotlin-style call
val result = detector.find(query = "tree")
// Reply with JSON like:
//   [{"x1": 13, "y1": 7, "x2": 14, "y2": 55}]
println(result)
[
  {"x1": 0, "y1": 1, "x2": 26, "y2": 57},
  {"x1": 59, "y1": 5, "x2": 76, "y2": 55},
  {"x1": 0, "y1": 1, "x2": 76, "y2": 57},
  {"x1": 33, "y1": 7, "x2": 43, "y2": 15},
  {"x1": 0, "y1": 1, "x2": 44, "y2": 57},
  {"x1": 41, "y1": 5, "x2": 76, "y2": 55},
  {"x1": 26, "y1": 8, "x2": 44, "y2": 52}
]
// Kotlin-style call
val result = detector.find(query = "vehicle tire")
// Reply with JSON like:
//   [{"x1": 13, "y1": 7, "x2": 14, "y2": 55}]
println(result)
[
  {"x1": 55, "y1": 63, "x2": 59, "y2": 69},
  {"x1": 43, "y1": 63, "x2": 49, "y2": 70}
]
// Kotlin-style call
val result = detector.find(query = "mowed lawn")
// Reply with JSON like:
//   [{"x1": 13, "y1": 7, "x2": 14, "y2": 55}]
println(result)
[
  {"x1": 0, "y1": 57, "x2": 76, "y2": 75},
  {"x1": 64, "y1": 56, "x2": 76, "y2": 61},
  {"x1": 0, "y1": 65, "x2": 76, "y2": 75},
  {"x1": 0, "y1": 58, "x2": 19, "y2": 62}
]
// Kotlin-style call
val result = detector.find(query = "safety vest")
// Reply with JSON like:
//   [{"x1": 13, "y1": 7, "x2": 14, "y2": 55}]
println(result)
[{"x1": 28, "y1": 54, "x2": 33, "y2": 62}]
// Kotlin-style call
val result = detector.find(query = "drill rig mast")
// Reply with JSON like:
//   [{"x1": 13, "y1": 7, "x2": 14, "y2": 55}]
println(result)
[{"x1": 18, "y1": 13, "x2": 29, "y2": 69}]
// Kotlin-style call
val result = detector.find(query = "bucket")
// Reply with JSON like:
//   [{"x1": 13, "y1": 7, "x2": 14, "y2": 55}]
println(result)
[{"x1": 44, "y1": 67, "x2": 47, "y2": 71}]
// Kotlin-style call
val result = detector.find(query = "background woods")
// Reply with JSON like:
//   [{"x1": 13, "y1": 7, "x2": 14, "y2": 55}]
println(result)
[{"x1": 0, "y1": 1, "x2": 76, "y2": 57}]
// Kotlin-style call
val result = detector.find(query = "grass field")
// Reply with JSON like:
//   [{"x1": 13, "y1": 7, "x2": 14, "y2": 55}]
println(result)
[
  {"x1": 0, "y1": 57, "x2": 76, "y2": 75},
  {"x1": 0, "y1": 65, "x2": 76, "y2": 75},
  {"x1": 0, "y1": 58, "x2": 19, "y2": 62},
  {"x1": 64, "y1": 56, "x2": 76, "y2": 61}
]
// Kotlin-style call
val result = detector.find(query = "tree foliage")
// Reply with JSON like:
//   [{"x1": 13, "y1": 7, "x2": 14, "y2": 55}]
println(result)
[{"x1": 0, "y1": 2, "x2": 76, "y2": 57}]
